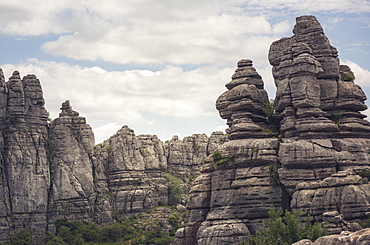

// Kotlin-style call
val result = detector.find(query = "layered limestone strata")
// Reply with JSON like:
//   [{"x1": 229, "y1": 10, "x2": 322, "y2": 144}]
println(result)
[
  {"x1": 0, "y1": 69, "x2": 228, "y2": 243},
  {"x1": 0, "y1": 14, "x2": 370, "y2": 245},
  {"x1": 176, "y1": 15, "x2": 370, "y2": 245},
  {"x1": 93, "y1": 126, "x2": 227, "y2": 222},
  {"x1": 47, "y1": 100, "x2": 95, "y2": 227},
  {"x1": 0, "y1": 71, "x2": 50, "y2": 243},
  {"x1": 293, "y1": 228, "x2": 370, "y2": 245},
  {"x1": 216, "y1": 59, "x2": 276, "y2": 140},
  {"x1": 269, "y1": 15, "x2": 370, "y2": 139}
]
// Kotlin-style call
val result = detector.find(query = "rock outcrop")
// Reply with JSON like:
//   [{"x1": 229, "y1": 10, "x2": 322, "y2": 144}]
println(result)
[
  {"x1": 176, "y1": 15, "x2": 370, "y2": 245},
  {"x1": 269, "y1": 15, "x2": 370, "y2": 139},
  {"x1": 0, "y1": 15, "x2": 370, "y2": 245},
  {"x1": 293, "y1": 228, "x2": 370, "y2": 245},
  {"x1": 216, "y1": 59, "x2": 276, "y2": 140},
  {"x1": 0, "y1": 66, "x2": 227, "y2": 241},
  {"x1": 0, "y1": 71, "x2": 50, "y2": 242},
  {"x1": 48, "y1": 100, "x2": 95, "y2": 229},
  {"x1": 0, "y1": 70, "x2": 227, "y2": 243},
  {"x1": 92, "y1": 127, "x2": 227, "y2": 223}
]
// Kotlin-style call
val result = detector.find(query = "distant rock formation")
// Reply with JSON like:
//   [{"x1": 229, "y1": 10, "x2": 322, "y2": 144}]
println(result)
[
  {"x1": 1, "y1": 15, "x2": 370, "y2": 245},
  {"x1": 0, "y1": 70, "x2": 227, "y2": 243},
  {"x1": 175, "y1": 15, "x2": 370, "y2": 245}
]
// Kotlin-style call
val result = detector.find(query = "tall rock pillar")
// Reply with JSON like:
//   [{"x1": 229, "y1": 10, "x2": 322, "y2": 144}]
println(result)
[{"x1": 48, "y1": 100, "x2": 95, "y2": 227}]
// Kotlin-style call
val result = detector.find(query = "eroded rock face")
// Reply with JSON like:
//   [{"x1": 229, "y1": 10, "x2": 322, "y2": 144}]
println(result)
[
  {"x1": 176, "y1": 15, "x2": 370, "y2": 245},
  {"x1": 269, "y1": 15, "x2": 370, "y2": 139},
  {"x1": 48, "y1": 100, "x2": 95, "y2": 227},
  {"x1": 216, "y1": 59, "x2": 276, "y2": 140},
  {"x1": 92, "y1": 126, "x2": 228, "y2": 220},
  {"x1": 0, "y1": 70, "x2": 227, "y2": 243},
  {"x1": 293, "y1": 228, "x2": 370, "y2": 245},
  {"x1": 292, "y1": 171, "x2": 370, "y2": 233},
  {"x1": 178, "y1": 137, "x2": 283, "y2": 244},
  {"x1": 0, "y1": 70, "x2": 50, "y2": 242}
]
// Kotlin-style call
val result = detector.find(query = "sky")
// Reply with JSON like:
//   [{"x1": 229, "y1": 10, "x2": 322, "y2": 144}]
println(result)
[{"x1": 0, "y1": 0, "x2": 369, "y2": 144}]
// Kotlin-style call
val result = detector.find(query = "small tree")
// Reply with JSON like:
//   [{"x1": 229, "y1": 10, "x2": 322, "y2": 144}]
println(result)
[
  {"x1": 7, "y1": 230, "x2": 32, "y2": 245},
  {"x1": 246, "y1": 207, "x2": 326, "y2": 245}
]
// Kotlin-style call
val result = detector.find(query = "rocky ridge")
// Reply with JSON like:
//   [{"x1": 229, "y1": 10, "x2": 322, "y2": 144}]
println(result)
[
  {"x1": 175, "y1": 15, "x2": 370, "y2": 244},
  {"x1": 0, "y1": 69, "x2": 227, "y2": 243},
  {"x1": 0, "y1": 15, "x2": 369, "y2": 245}
]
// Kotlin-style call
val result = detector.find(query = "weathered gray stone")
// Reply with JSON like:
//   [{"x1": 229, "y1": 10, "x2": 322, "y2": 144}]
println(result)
[
  {"x1": 176, "y1": 15, "x2": 370, "y2": 245},
  {"x1": 269, "y1": 15, "x2": 370, "y2": 139},
  {"x1": 48, "y1": 100, "x2": 95, "y2": 223},
  {"x1": 216, "y1": 59, "x2": 276, "y2": 140},
  {"x1": 305, "y1": 228, "x2": 370, "y2": 245}
]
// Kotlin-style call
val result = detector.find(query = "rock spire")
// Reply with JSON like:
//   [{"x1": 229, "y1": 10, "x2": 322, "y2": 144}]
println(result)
[
  {"x1": 175, "y1": 15, "x2": 370, "y2": 245},
  {"x1": 216, "y1": 59, "x2": 276, "y2": 140},
  {"x1": 269, "y1": 15, "x2": 370, "y2": 139}
]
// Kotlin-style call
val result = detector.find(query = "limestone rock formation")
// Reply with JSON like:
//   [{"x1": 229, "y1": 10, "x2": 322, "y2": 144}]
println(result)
[
  {"x1": 269, "y1": 15, "x2": 370, "y2": 139},
  {"x1": 293, "y1": 228, "x2": 370, "y2": 245},
  {"x1": 0, "y1": 70, "x2": 50, "y2": 242},
  {"x1": 176, "y1": 15, "x2": 370, "y2": 245},
  {"x1": 0, "y1": 69, "x2": 228, "y2": 243},
  {"x1": 1, "y1": 14, "x2": 370, "y2": 245},
  {"x1": 93, "y1": 126, "x2": 228, "y2": 222},
  {"x1": 166, "y1": 132, "x2": 228, "y2": 181},
  {"x1": 48, "y1": 100, "x2": 95, "y2": 228},
  {"x1": 292, "y1": 170, "x2": 370, "y2": 233},
  {"x1": 216, "y1": 59, "x2": 276, "y2": 140}
]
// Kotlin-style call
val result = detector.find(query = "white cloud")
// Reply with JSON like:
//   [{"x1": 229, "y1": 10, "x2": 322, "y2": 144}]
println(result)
[
  {"x1": 40, "y1": 14, "x2": 278, "y2": 66},
  {"x1": 241, "y1": 0, "x2": 370, "y2": 13},
  {"x1": 0, "y1": 1, "x2": 292, "y2": 66},
  {"x1": 93, "y1": 123, "x2": 124, "y2": 144},
  {"x1": 1, "y1": 0, "x2": 369, "y2": 142},
  {"x1": 363, "y1": 108, "x2": 370, "y2": 120},
  {"x1": 1, "y1": 59, "x2": 234, "y2": 142}
]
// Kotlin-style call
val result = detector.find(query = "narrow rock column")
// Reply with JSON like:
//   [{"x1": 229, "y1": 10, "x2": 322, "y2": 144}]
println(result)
[
  {"x1": 48, "y1": 100, "x2": 95, "y2": 225},
  {"x1": 216, "y1": 59, "x2": 276, "y2": 140}
]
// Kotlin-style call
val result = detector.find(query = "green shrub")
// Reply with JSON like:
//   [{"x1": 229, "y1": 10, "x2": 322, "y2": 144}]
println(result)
[
  {"x1": 355, "y1": 169, "x2": 370, "y2": 179},
  {"x1": 211, "y1": 150, "x2": 236, "y2": 166},
  {"x1": 360, "y1": 215, "x2": 370, "y2": 228},
  {"x1": 263, "y1": 100, "x2": 279, "y2": 134},
  {"x1": 45, "y1": 237, "x2": 67, "y2": 245},
  {"x1": 165, "y1": 173, "x2": 183, "y2": 206},
  {"x1": 264, "y1": 100, "x2": 276, "y2": 119},
  {"x1": 5, "y1": 230, "x2": 32, "y2": 245},
  {"x1": 246, "y1": 207, "x2": 326, "y2": 245},
  {"x1": 269, "y1": 165, "x2": 280, "y2": 188},
  {"x1": 193, "y1": 145, "x2": 201, "y2": 152},
  {"x1": 100, "y1": 223, "x2": 124, "y2": 242},
  {"x1": 341, "y1": 73, "x2": 355, "y2": 81},
  {"x1": 76, "y1": 223, "x2": 100, "y2": 242},
  {"x1": 104, "y1": 145, "x2": 112, "y2": 154},
  {"x1": 331, "y1": 110, "x2": 344, "y2": 125}
]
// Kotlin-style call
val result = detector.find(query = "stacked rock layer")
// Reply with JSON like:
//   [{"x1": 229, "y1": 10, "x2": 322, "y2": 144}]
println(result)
[
  {"x1": 0, "y1": 69, "x2": 228, "y2": 243},
  {"x1": 175, "y1": 15, "x2": 370, "y2": 245}
]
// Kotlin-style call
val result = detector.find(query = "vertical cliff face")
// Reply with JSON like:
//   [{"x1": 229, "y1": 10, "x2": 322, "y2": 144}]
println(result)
[
  {"x1": 92, "y1": 126, "x2": 227, "y2": 222},
  {"x1": 176, "y1": 61, "x2": 282, "y2": 245},
  {"x1": 0, "y1": 71, "x2": 50, "y2": 242},
  {"x1": 176, "y1": 15, "x2": 370, "y2": 245},
  {"x1": 0, "y1": 69, "x2": 228, "y2": 242},
  {"x1": 48, "y1": 100, "x2": 95, "y2": 227},
  {"x1": 269, "y1": 15, "x2": 370, "y2": 139}
]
